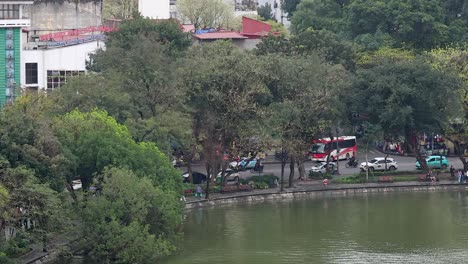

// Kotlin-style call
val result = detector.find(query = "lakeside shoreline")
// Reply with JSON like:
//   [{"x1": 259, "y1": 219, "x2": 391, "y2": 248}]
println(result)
[{"x1": 185, "y1": 180, "x2": 468, "y2": 209}]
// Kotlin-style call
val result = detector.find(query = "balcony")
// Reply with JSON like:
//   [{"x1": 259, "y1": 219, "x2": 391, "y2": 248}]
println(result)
[{"x1": 0, "y1": 18, "x2": 30, "y2": 27}]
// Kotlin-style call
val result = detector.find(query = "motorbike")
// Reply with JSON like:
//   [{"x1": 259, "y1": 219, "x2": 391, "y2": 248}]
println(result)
[{"x1": 345, "y1": 159, "x2": 358, "y2": 168}]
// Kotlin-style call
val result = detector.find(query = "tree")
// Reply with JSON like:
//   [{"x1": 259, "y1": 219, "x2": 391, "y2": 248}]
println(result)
[
  {"x1": 0, "y1": 165, "x2": 64, "y2": 255},
  {"x1": 291, "y1": 0, "x2": 468, "y2": 50},
  {"x1": 53, "y1": 109, "x2": 181, "y2": 191},
  {"x1": 180, "y1": 41, "x2": 271, "y2": 196},
  {"x1": 80, "y1": 167, "x2": 182, "y2": 263},
  {"x1": 282, "y1": 0, "x2": 302, "y2": 18},
  {"x1": 104, "y1": 15, "x2": 191, "y2": 55},
  {"x1": 258, "y1": 3, "x2": 274, "y2": 21},
  {"x1": 256, "y1": 28, "x2": 356, "y2": 70},
  {"x1": 264, "y1": 54, "x2": 346, "y2": 186},
  {"x1": 347, "y1": 58, "x2": 462, "y2": 172},
  {"x1": 428, "y1": 48, "x2": 468, "y2": 169},
  {"x1": 291, "y1": 0, "x2": 344, "y2": 34},
  {"x1": 177, "y1": 0, "x2": 237, "y2": 31},
  {"x1": 102, "y1": 0, "x2": 138, "y2": 20}
]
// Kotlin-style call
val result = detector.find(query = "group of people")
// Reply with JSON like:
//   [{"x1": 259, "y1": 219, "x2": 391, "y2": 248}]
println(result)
[
  {"x1": 425, "y1": 170, "x2": 439, "y2": 183},
  {"x1": 455, "y1": 167, "x2": 468, "y2": 184}
]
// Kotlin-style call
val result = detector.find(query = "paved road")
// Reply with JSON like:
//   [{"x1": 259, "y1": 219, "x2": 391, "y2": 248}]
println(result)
[{"x1": 178, "y1": 150, "x2": 465, "y2": 179}]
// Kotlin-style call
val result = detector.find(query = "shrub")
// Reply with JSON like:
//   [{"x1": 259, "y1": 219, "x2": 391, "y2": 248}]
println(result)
[{"x1": 240, "y1": 174, "x2": 279, "y2": 188}]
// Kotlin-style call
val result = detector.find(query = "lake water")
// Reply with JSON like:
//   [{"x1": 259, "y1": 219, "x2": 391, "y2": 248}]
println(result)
[{"x1": 165, "y1": 191, "x2": 468, "y2": 264}]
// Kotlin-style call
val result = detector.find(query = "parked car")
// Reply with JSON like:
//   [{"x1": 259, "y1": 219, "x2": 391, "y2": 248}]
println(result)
[
  {"x1": 182, "y1": 171, "x2": 207, "y2": 184},
  {"x1": 416, "y1": 155, "x2": 449, "y2": 169},
  {"x1": 310, "y1": 162, "x2": 337, "y2": 174},
  {"x1": 216, "y1": 169, "x2": 240, "y2": 182},
  {"x1": 229, "y1": 157, "x2": 257, "y2": 170},
  {"x1": 360, "y1": 157, "x2": 398, "y2": 172}
]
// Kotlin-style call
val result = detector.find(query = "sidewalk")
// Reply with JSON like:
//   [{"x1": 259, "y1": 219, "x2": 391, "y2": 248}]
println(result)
[{"x1": 185, "y1": 179, "x2": 463, "y2": 204}]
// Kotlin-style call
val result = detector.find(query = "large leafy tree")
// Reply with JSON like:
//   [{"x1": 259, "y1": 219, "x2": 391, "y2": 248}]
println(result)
[
  {"x1": 347, "y1": 58, "x2": 462, "y2": 171},
  {"x1": 429, "y1": 48, "x2": 468, "y2": 169},
  {"x1": 53, "y1": 109, "x2": 181, "y2": 191},
  {"x1": 256, "y1": 29, "x2": 356, "y2": 70},
  {"x1": 180, "y1": 41, "x2": 270, "y2": 195},
  {"x1": 80, "y1": 167, "x2": 182, "y2": 263},
  {"x1": 291, "y1": 0, "x2": 468, "y2": 50},
  {"x1": 59, "y1": 19, "x2": 192, "y2": 157},
  {"x1": 104, "y1": 15, "x2": 191, "y2": 55},
  {"x1": 264, "y1": 54, "x2": 346, "y2": 186}
]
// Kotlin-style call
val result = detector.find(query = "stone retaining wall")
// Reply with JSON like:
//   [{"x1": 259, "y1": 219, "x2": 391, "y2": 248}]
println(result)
[{"x1": 185, "y1": 183, "x2": 468, "y2": 209}]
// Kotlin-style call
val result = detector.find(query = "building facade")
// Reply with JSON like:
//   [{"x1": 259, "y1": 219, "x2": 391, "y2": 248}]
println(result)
[
  {"x1": 139, "y1": 0, "x2": 170, "y2": 19},
  {"x1": 0, "y1": 0, "x2": 32, "y2": 106}
]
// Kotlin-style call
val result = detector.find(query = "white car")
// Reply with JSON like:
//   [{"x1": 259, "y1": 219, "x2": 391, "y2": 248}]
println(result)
[
  {"x1": 360, "y1": 157, "x2": 398, "y2": 172},
  {"x1": 217, "y1": 169, "x2": 240, "y2": 182},
  {"x1": 310, "y1": 162, "x2": 337, "y2": 174}
]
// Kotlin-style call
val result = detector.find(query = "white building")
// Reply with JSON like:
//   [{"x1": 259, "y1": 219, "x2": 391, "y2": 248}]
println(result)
[
  {"x1": 138, "y1": 0, "x2": 170, "y2": 19},
  {"x1": 21, "y1": 40, "x2": 105, "y2": 91}
]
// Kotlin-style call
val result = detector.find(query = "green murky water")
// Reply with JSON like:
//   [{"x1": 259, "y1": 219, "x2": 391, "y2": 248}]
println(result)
[{"x1": 165, "y1": 191, "x2": 468, "y2": 264}]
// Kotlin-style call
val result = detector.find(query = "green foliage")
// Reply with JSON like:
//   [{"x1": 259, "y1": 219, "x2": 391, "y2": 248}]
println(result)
[
  {"x1": 80, "y1": 167, "x2": 182, "y2": 263},
  {"x1": 256, "y1": 29, "x2": 356, "y2": 69},
  {"x1": 335, "y1": 174, "x2": 419, "y2": 183},
  {"x1": 105, "y1": 15, "x2": 191, "y2": 54},
  {"x1": 240, "y1": 174, "x2": 278, "y2": 188},
  {"x1": 282, "y1": 0, "x2": 302, "y2": 18},
  {"x1": 308, "y1": 171, "x2": 334, "y2": 179},
  {"x1": 258, "y1": 3, "x2": 274, "y2": 21},
  {"x1": 53, "y1": 109, "x2": 181, "y2": 191},
  {"x1": 348, "y1": 59, "x2": 461, "y2": 139},
  {"x1": 292, "y1": 0, "x2": 468, "y2": 50}
]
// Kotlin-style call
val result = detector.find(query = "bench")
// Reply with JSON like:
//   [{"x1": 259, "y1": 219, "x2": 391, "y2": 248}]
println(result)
[{"x1": 378, "y1": 176, "x2": 394, "y2": 183}]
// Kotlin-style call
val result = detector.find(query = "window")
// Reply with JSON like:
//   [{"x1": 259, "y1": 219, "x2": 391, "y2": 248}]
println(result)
[
  {"x1": 47, "y1": 70, "x2": 84, "y2": 90},
  {"x1": 25, "y1": 63, "x2": 38, "y2": 84},
  {"x1": 0, "y1": 4, "x2": 20, "y2": 19}
]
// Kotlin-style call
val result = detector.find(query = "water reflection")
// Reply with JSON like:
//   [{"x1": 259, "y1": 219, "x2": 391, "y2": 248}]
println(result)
[{"x1": 165, "y1": 191, "x2": 468, "y2": 264}]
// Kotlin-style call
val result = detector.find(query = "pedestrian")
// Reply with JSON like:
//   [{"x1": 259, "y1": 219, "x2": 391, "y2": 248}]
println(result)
[
  {"x1": 450, "y1": 165, "x2": 455, "y2": 179},
  {"x1": 465, "y1": 170, "x2": 468, "y2": 184},
  {"x1": 322, "y1": 178, "x2": 329, "y2": 187},
  {"x1": 196, "y1": 185, "x2": 203, "y2": 198},
  {"x1": 458, "y1": 169, "x2": 463, "y2": 184}
]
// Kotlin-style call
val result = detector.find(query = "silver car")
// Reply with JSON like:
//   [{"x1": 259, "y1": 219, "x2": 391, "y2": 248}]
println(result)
[{"x1": 310, "y1": 162, "x2": 337, "y2": 174}]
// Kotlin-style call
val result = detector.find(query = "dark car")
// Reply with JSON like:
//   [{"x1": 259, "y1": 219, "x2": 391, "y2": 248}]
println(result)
[{"x1": 182, "y1": 171, "x2": 207, "y2": 184}]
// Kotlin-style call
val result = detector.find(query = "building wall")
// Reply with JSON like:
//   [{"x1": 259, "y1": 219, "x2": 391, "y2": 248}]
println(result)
[
  {"x1": 21, "y1": 40, "x2": 105, "y2": 90},
  {"x1": 0, "y1": 27, "x2": 21, "y2": 106},
  {"x1": 23, "y1": 1, "x2": 102, "y2": 34},
  {"x1": 139, "y1": 0, "x2": 170, "y2": 19}
]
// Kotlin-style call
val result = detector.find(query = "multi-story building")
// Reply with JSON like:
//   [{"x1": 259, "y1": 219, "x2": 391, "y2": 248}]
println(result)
[{"x1": 0, "y1": 0, "x2": 32, "y2": 106}]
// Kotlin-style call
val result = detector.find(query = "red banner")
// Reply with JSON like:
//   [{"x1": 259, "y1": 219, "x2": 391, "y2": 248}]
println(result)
[{"x1": 39, "y1": 26, "x2": 117, "y2": 42}]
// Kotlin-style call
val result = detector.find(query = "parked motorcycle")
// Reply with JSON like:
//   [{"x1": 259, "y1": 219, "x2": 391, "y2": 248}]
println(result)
[{"x1": 345, "y1": 159, "x2": 358, "y2": 168}]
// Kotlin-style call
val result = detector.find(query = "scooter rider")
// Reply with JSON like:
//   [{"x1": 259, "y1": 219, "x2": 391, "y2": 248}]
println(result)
[{"x1": 348, "y1": 155, "x2": 356, "y2": 167}]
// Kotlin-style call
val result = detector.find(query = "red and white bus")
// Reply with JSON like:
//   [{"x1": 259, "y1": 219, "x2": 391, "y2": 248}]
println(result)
[{"x1": 309, "y1": 136, "x2": 357, "y2": 162}]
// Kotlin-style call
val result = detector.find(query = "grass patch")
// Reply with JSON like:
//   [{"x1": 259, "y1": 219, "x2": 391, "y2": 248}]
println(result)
[{"x1": 335, "y1": 174, "x2": 420, "y2": 184}]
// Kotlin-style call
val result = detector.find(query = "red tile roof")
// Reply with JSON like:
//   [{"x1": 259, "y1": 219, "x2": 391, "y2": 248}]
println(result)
[
  {"x1": 195, "y1": 32, "x2": 248, "y2": 40},
  {"x1": 181, "y1": 24, "x2": 195, "y2": 33}
]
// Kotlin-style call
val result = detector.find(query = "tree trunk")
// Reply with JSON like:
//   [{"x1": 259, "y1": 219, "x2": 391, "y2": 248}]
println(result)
[
  {"x1": 289, "y1": 155, "x2": 295, "y2": 188},
  {"x1": 296, "y1": 158, "x2": 305, "y2": 180},
  {"x1": 412, "y1": 141, "x2": 429, "y2": 173},
  {"x1": 280, "y1": 160, "x2": 286, "y2": 192},
  {"x1": 448, "y1": 139, "x2": 468, "y2": 171},
  {"x1": 205, "y1": 163, "x2": 211, "y2": 199},
  {"x1": 186, "y1": 162, "x2": 193, "y2": 184}
]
